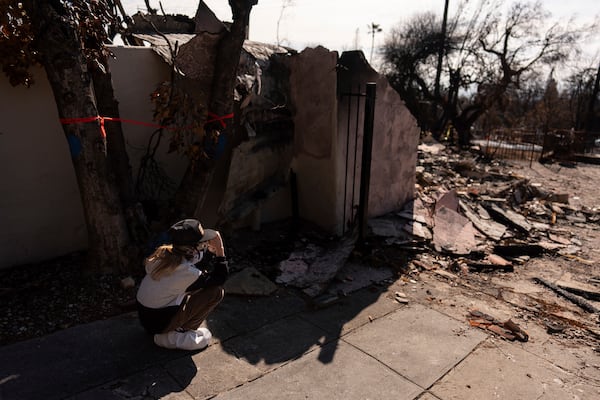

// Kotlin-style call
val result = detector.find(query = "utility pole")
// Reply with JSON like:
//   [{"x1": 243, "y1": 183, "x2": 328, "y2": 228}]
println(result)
[
  {"x1": 276, "y1": 0, "x2": 295, "y2": 46},
  {"x1": 353, "y1": 27, "x2": 360, "y2": 50},
  {"x1": 434, "y1": 0, "x2": 449, "y2": 100},
  {"x1": 432, "y1": 0, "x2": 449, "y2": 137},
  {"x1": 368, "y1": 22, "x2": 382, "y2": 64}
]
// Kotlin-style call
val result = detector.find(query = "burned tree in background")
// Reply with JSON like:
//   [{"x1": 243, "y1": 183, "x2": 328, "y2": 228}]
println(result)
[{"x1": 381, "y1": 0, "x2": 591, "y2": 146}]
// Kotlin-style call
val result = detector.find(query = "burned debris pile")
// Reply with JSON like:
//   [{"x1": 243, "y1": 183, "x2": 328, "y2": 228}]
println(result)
[
  {"x1": 368, "y1": 138, "x2": 600, "y2": 339},
  {"x1": 370, "y1": 140, "x2": 596, "y2": 267}
]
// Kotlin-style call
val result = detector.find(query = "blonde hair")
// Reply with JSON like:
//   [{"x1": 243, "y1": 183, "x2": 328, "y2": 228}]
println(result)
[{"x1": 146, "y1": 244, "x2": 195, "y2": 280}]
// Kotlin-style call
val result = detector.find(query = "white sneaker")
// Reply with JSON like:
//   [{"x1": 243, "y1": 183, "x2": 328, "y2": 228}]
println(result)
[
  {"x1": 154, "y1": 328, "x2": 211, "y2": 351},
  {"x1": 196, "y1": 327, "x2": 212, "y2": 341}
]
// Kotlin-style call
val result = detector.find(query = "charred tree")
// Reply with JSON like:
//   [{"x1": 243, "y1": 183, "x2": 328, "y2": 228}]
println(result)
[
  {"x1": 20, "y1": 0, "x2": 131, "y2": 274},
  {"x1": 172, "y1": 0, "x2": 258, "y2": 219}
]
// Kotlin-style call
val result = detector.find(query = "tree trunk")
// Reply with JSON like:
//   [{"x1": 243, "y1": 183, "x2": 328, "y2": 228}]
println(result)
[
  {"x1": 586, "y1": 61, "x2": 600, "y2": 131},
  {"x1": 454, "y1": 105, "x2": 485, "y2": 148},
  {"x1": 26, "y1": 1, "x2": 129, "y2": 274},
  {"x1": 171, "y1": 0, "x2": 257, "y2": 220},
  {"x1": 91, "y1": 65, "x2": 149, "y2": 245},
  {"x1": 208, "y1": 0, "x2": 256, "y2": 122}
]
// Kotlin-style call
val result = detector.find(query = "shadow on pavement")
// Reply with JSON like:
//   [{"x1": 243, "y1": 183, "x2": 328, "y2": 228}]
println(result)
[
  {"x1": 205, "y1": 219, "x2": 401, "y2": 371},
  {"x1": 0, "y1": 313, "x2": 197, "y2": 400},
  {"x1": 207, "y1": 272, "x2": 396, "y2": 371}
]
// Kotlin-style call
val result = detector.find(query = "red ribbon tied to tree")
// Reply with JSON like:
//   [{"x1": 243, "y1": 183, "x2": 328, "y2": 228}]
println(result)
[
  {"x1": 60, "y1": 112, "x2": 235, "y2": 138},
  {"x1": 205, "y1": 112, "x2": 234, "y2": 128},
  {"x1": 60, "y1": 116, "x2": 185, "y2": 138}
]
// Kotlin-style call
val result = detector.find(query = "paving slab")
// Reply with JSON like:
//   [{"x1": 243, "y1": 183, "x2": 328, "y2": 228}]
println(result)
[
  {"x1": 213, "y1": 341, "x2": 424, "y2": 400},
  {"x1": 65, "y1": 366, "x2": 193, "y2": 399},
  {"x1": 0, "y1": 313, "x2": 186, "y2": 400},
  {"x1": 299, "y1": 286, "x2": 401, "y2": 337},
  {"x1": 165, "y1": 343, "x2": 263, "y2": 399},
  {"x1": 211, "y1": 290, "x2": 306, "y2": 335},
  {"x1": 416, "y1": 393, "x2": 443, "y2": 400},
  {"x1": 222, "y1": 315, "x2": 328, "y2": 372},
  {"x1": 431, "y1": 339, "x2": 600, "y2": 400},
  {"x1": 327, "y1": 261, "x2": 395, "y2": 295},
  {"x1": 510, "y1": 322, "x2": 600, "y2": 382},
  {"x1": 343, "y1": 303, "x2": 487, "y2": 388},
  {"x1": 414, "y1": 271, "x2": 600, "y2": 382}
]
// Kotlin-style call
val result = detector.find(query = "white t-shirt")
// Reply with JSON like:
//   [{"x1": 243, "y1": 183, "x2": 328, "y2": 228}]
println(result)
[{"x1": 136, "y1": 259, "x2": 202, "y2": 308}]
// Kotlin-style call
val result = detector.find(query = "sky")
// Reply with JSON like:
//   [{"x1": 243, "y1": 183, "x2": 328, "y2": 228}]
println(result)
[{"x1": 122, "y1": 0, "x2": 599, "y2": 68}]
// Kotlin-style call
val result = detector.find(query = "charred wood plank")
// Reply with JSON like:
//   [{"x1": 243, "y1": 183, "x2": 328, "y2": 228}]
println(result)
[
  {"x1": 459, "y1": 200, "x2": 506, "y2": 241},
  {"x1": 533, "y1": 277, "x2": 600, "y2": 314},
  {"x1": 493, "y1": 244, "x2": 545, "y2": 257},
  {"x1": 557, "y1": 284, "x2": 600, "y2": 302},
  {"x1": 485, "y1": 203, "x2": 532, "y2": 234},
  {"x1": 467, "y1": 262, "x2": 514, "y2": 272}
]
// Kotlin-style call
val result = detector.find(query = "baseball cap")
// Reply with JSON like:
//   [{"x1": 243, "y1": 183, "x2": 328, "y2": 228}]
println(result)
[{"x1": 168, "y1": 219, "x2": 218, "y2": 246}]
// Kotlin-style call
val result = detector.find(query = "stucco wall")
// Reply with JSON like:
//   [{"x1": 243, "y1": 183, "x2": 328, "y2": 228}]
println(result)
[
  {"x1": 369, "y1": 74, "x2": 419, "y2": 215},
  {"x1": 0, "y1": 47, "x2": 181, "y2": 269},
  {"x1": 0, "y1": 67, "x2": 87, "y2": 268},
  {"x1": 288, "y1": 47, "x2": 340, "y2": 233},
  {"x1": 220, "y1": 137, "x2": 293, "y2": 227},
  {"x1": 0, "y1": 45, "x2": 296, "y2": 269},
  {"x1": 108, "y1": 46, "x2": 188, "y2": 189}
]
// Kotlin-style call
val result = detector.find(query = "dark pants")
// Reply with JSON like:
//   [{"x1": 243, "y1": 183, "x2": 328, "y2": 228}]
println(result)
[{"x1": 162, "y1": 285, "x2": 224, "y2": 332}]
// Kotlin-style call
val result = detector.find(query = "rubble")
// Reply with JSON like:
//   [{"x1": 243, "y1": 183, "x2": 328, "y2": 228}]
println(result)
[
  {"x1": 432, "y1": 206, "x2": 476, "y2": 255},
  {"x1": 368, "y1": 138, "x2": 600, "y2": 344},
  {"x1": 459, "y1": 200, "x2": 506, "y2": 241},
  {"x1": 468, "y1": 309, "x2": 529, "y2": 342},
  {"x1": 485, "y1": 203, "x2": 532, "y2": 233},
  {"x1": 224, "y1": 267, "x2": 278, "y2": 296},
  {"x1": 373, "y1": 138, "x2": 600, "y2": 276},
  {"x1": 276, "y1": 235, "x2": 356, "y2": 297},
  {"x1": 394, "y1": 291, "x2": 410, "y2": 304},
  {"x1": 544, "y1": 320, "x2": 567, "y2": 334},
  {"x1": 466, "y1": 261, "x2": 514, "y2": 273}
]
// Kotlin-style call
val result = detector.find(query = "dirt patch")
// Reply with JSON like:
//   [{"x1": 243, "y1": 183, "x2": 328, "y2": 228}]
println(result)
[
  {"x1": 0, "y1": 252, "x2": 135, "y2": 345},
  {"x1": 0, "y1": 219, "x2": 321, "y2": 346}
]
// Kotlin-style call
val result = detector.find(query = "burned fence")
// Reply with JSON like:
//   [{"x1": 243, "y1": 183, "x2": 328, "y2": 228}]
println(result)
[
  {"x1": 474, "y1": 129, "x2": 543, "y2": 163},
  {"x1": 542, "y1": 129, "x2": 600, "y2": 162},
  {"x1": 474, "y1": 128, "x2": 600, "y2": 163}
]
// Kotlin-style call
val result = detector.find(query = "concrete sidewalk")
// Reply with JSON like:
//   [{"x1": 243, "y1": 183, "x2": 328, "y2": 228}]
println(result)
[{"x1": 1, "y1": 272, "x2": 598, "y2": 399}]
